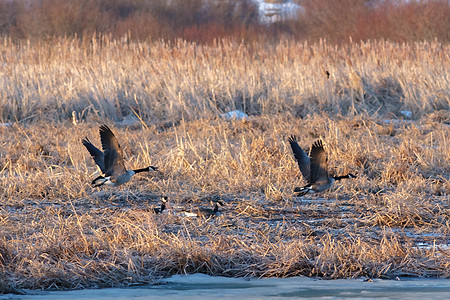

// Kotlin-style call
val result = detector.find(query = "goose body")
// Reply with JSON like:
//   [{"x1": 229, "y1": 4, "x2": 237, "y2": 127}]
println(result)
[
  {"x1": 82, "y1": 125, "x2": 157, "y2": 187},
  {"x1": 196, "y1": 200, "x2": 225, "y2": 218},
  {"x1": 288, "y1": 136, "x2": 356, "y2": 196},
  {"x1": 181, "y1": 200, "x2": 225, "y2": 219}
]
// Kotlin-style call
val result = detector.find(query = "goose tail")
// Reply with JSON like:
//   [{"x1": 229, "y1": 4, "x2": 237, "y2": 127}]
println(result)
[
  {"x1": 92, "y1": 175, "x2": 109, "y2": 187},
  {"x1": 294, "y1": 186, "x2": 312, "y2": 197}
]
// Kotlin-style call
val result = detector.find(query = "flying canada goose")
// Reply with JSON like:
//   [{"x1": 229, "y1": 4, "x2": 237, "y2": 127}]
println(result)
[
  {"x1": 153, "y1": 196, "x2": 168, "y2": 214},
  {"x1": 288, "y1": 136, "x2": 356, "y2": 196},
  {"x1": 82, "y1": 125, "x2": 158, "y2": 187}
]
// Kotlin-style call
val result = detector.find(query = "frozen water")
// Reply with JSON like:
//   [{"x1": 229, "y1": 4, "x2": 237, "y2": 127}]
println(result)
[{"x1": 9, "y1": 274, "x2": 450, "y2": 300}]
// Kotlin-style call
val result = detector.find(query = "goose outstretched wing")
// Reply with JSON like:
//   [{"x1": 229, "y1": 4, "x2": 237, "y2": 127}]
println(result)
[
  {"x1": 82, "y1": 137, "x2": 106, "y2": 173},
  {"x1": 99, "y1": 125, "x2": 127, "y2": 176},
  {"x1": 309, "y1": 140, "x2": 329, "y2": 184},
  {"x1": 288, "y1": 135, "x2": 311, "y2": 183}
]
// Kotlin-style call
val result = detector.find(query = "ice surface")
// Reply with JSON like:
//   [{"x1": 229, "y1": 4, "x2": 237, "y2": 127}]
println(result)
[{"x1": 9, "y1": 274, "x2": 450, "y2": 300}]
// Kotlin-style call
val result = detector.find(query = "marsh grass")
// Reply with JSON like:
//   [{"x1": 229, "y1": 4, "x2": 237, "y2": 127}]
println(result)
[
  {"x1": 0, "y1": 37, "x2": 448, "y2": 122},
  {"x1": 0, "y1": 37, "x2": 449, "y2": 293}
]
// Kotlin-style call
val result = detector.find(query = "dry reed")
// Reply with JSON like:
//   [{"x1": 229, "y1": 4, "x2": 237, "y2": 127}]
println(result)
[{"x1": 0, "y1": 37, "x2": 449, "y2": 293}]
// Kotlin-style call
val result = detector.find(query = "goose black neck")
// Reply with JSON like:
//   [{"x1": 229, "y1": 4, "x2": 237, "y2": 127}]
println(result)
[
  {"x1": 333, "y1": 174, "x2": 354, "y2": 181},
  {"x1": 133, "y1": 167, "x2": 150, "y2": 173},
  {"x1": 160, "y1": 202, "x2": 166, "y2": 213},
  {"x1": 213, "y1": 204, "x2": 219, "y2": 213}
]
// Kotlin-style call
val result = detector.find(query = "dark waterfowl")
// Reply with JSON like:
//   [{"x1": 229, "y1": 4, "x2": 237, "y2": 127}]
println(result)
[
  {"x1": 181, "y1": 200, "x2": 225, "y2": 219},
  {"x1": 288, "y1": 136, "x2": 356, "y2": 196},
  {"x1": 195, "y1": 200, "x2": 225, "y2": 218},
  {"x1": 153, "y1": 196, "x2": 168, "y2": 214},
  {"x1": 82, "y1": 125, "x2": 157, "y2": 187}
]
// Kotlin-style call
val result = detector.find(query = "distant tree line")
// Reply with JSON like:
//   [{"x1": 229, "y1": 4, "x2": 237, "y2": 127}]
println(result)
[{"x1": 0, "y1": 0, "x2": 448, "y2": 43}]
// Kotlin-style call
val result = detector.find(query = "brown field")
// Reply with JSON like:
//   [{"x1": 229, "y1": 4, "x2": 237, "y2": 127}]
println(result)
[{"x1": 0, "y1": 37, "x2": 449, "y2": 293}]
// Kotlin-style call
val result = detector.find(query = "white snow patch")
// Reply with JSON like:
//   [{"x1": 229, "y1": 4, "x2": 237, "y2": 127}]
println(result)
[
  {"x1": 221, "y1": 110, "x2": 248, "y2": 120},
  {"x1": 400, "y1": 110, "x2": 413, "y2": 118}
]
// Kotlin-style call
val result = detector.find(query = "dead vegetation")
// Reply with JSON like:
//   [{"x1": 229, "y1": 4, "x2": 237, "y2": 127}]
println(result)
[{"x1": 0, "y1": 38, "x2": 449, "y2": 293}]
